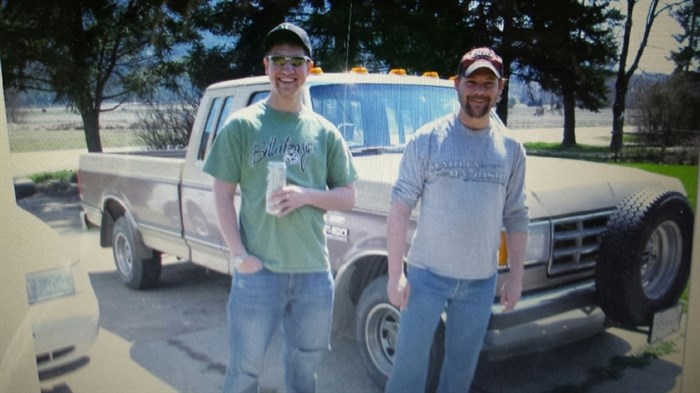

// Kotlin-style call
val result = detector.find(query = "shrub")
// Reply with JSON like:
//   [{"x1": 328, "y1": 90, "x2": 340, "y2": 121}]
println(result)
[
  {"x1": 630, "y1": 73, "x2": 699, "y2": 149},
  {"x1": 135, "y1": 89, "x2": 200, "y2": 150}
]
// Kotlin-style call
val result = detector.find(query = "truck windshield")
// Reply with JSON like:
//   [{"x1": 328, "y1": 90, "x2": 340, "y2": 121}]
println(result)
[{"x1": 309, "y1": 84, "x2": 458, "y2": 152}]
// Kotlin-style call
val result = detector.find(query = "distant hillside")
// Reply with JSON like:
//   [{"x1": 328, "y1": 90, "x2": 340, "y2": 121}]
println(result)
[{"x1": 6, "y1": 71, "x2": 669, "y2": 111}]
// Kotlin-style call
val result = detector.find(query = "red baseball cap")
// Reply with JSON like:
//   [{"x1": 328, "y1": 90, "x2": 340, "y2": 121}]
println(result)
[{"x1": 457, "y1": 47, "x2": 503, "y2": 79}]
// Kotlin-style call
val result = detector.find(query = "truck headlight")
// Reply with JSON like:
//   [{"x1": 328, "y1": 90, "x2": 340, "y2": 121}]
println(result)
[
  {"x1": 498, "y1": 220, "x2": 551, "y2": 269},
  {"x1": 26, "y1": 265, "x2": 76, "y2": 304},
  {"x1": 525, "y1": 220, "x2": 551, "y2": 265}
]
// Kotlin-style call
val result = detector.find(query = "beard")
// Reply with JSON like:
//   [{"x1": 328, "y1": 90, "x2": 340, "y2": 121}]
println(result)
[{"x1": 462, "y1": 96, "x2": 493, "y2": 118}]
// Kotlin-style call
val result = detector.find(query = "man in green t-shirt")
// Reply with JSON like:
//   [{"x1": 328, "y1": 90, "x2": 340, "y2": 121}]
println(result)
[{"x1": 203, "y1": 22, "x2": 357, "y2": 393}]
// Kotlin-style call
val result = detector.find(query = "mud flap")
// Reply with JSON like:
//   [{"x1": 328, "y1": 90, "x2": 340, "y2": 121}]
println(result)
[{"x1": 649, "y1": 303, "x2": 683, "y2": 343}]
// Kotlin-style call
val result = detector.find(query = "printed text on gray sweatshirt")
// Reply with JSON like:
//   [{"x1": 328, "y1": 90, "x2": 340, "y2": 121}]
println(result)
[{"x1": 391, "y1": 113, "x2": 529, "y2": 279}]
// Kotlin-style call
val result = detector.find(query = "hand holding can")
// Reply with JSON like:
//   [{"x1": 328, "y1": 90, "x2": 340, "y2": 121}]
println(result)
[{"x1": 266, "y1": 161, "x2": 287, "y2": 216}]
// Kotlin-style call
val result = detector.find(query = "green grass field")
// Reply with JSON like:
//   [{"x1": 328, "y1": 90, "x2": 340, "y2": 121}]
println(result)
[
  {"x1": 7, "y1": 106, "x2": 142, "y2": 152},
  {"x1": 8, "y1": 128, "x2": 139, "y2": 152},
  {"x1": 616, "y1": 163, "x2": 698, "y2": 211}
]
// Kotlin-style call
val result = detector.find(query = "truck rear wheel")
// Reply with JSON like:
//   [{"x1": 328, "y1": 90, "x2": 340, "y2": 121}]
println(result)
[
  {"x1": 356, "y1": 275, "x2": 443, "y2": 392},
  {"x1": 596, "y1": 189, "x2": 693, "y2": 327},
  {"x1": 112, "y1": 216, "x2": 162, "y2": 289}
]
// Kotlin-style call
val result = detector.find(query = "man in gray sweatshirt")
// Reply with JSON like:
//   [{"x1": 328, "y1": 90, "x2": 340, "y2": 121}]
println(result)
[{"x1": 385, "y1": 47, "x2": 529, "y2": 393}]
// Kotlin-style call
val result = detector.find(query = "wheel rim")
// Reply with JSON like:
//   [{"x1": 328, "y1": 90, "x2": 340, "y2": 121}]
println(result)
[
  {"x1": 364, "y1": 303, "x2": 400, "y2": 377},
  {"x1": 640, "y1": 219, "x2": 683, "y2": 300},
  {"x1": 114, "y1": 232, "x2": 133, "y2": 277}
]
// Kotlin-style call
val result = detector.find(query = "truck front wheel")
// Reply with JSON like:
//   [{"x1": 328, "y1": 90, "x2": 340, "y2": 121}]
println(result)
[
  {"x1": 112, "y1": 216, "x2": 162, "y2": 289},
  {"x1": 356, "y1": 275, "x2": 444, "y2": 392},
  {"x1": 596, "y1": 189, "x2": 693, "y2": 327}
]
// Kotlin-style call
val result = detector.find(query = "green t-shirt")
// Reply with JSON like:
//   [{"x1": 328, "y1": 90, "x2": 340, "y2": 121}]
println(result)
[{"x1": 203, "y1": 101, "x2": 358, "y2": 273}]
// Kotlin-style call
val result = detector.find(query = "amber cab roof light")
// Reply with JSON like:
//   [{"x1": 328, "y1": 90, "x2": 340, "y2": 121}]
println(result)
[
  {"x1": 350, "y1": 66, "x2": 368, "y2": 74},
  {"x1": 310, "y1": 66, "x2": 448, "y2": 79}
]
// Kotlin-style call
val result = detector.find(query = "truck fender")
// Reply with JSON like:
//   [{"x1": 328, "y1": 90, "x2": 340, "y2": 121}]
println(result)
[
  {"x1": 334, "y1": 251, "x2": 389, "y2": 306},
  {"x1": 99, "y1": 197, "x2": 131, "y2": 247},
  {"x1": 332, "y1": 251, "x2": 388, "y2": 336}
]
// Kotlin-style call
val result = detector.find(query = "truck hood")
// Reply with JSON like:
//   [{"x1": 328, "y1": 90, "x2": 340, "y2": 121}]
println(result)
[{"x1": 352, "y1": 155, "x2": 686, "y2": 219}]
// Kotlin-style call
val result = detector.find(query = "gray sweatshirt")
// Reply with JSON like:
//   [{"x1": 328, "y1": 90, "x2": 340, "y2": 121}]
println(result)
[{"x1": 391, "y1": 112, "x2": 529, "y2": 279}]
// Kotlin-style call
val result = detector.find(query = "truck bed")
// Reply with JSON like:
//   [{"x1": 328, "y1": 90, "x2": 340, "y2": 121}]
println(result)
[{"x1": 79, "y1": 149, "x2": 190, "y2": 260}]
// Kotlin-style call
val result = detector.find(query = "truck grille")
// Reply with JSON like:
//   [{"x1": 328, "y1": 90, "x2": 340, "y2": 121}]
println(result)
[{"x1": 548, "y1": 210, "x2": 612, "y2": 276}]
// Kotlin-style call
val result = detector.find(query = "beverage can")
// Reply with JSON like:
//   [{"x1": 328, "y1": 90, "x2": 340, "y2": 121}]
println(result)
[{"x1": 266, "y1": 161, "x2": 287, "y2": 215}]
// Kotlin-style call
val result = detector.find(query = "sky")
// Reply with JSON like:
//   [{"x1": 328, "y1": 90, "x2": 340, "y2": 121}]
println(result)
[{"x1": 622, "y1": 0, "x2": 685, "y2": 74}]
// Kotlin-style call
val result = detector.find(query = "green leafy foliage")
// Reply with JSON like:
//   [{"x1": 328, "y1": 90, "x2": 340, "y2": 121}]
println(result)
[
  {"x1": 0, "y1": 0, "x2": 200, "y2": 152},
  {"x1": 29, "y1": 170, "x2": 75, "y2": 184}
]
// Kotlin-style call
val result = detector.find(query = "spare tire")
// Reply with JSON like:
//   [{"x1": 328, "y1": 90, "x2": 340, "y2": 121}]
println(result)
[{"x1": 596, "y1": 189, "x2": 693, "y2": 327}]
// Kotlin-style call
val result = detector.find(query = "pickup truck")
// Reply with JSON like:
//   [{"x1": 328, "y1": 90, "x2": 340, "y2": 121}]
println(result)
[{"x1": 78, "y1": 70, "x2": 693, "y2": 390}]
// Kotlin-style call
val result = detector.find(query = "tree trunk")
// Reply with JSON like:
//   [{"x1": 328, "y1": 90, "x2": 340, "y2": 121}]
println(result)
[
  {"x1": 610, "y1": 76, "x2": 628, "y2": 154},
  {"x1": 610, "y1": 0, "x2": 659, "y2": 154},
  {"x1": 81, "y1": 109, "x2": 103, "y2": 153},
  {"x1": 562, "y1": 88, "x2": 577, "y2": 146},
  {"x1": 495, "y1": 1, "x2": 515, "y2": 127},
  {"x1": 497, "y1": 63, "x2": 510, "y2": 126}
]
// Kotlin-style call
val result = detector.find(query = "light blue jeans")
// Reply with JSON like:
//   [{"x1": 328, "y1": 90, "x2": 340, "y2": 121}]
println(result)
[
  {"x1": 385, "y1": 267, "x2": 497, "y2": 393},
  {"x1": 223, "y1": 268, "x2": 334, "y2": 393}
]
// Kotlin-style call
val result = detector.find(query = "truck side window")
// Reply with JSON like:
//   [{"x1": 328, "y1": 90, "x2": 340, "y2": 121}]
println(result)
[
  {"x1": 203, "y1": 90, "x2": 269, "y2": 143},
  {"x1": 212, "y1": 96, "x2": 235, "y2": 142},
  {"x1": 249, "y1": 91, "x2": 270, "y2": 105},
  {"x1": 197, "y1": 97, "x2": 223, "y2": 161}
]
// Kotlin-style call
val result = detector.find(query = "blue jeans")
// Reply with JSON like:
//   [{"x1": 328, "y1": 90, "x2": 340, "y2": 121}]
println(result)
[
  {"x1": 223, "y1": 268, "x2": 334, "y2": 393},
  {"x1": 385, "y1": 267, "x2": 497, "y2": 393}
]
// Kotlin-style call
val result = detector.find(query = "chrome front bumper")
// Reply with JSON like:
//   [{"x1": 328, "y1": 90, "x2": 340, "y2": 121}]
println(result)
[{"x1": 482, "y1": 282, "x2": 606, "y2": 359}]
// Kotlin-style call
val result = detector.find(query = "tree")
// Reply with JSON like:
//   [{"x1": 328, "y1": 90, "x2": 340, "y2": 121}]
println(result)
[
  {"x1": 670, "y1": 0, "x2": 700, "y2": 72},
  {"x1": 514, "y1": 0, "x2": 621, "y2": 145},
  {"x1": 0, "y1": 0, "x2": 198, "y2": 152},
  {"x1": 185, "y1": 42, "x2": 239, "y2": 91},
  {"x1": 188, "y1": 0, "x2": 305, "y2": 81},
  {"x1": 359, "y1": 0, "x2": 474, "y2": 77},
  {"x1": 489, "y1": 0, "x2": 523, "y2": 126},
  {"x1": 295, "y1": 0, "x2": 475, "y2": 77},
  {"x1": 609, "y1": 0, "x2": 683, "y2": 154},
  {"x1": 305, "y1": 0, "x2": 376, "y2": 72},
  {"x1": 182, "y1": 0, "x2": 625, "y2": 144},
  {"x1": 630, "y1": 72, "x2": 699, "y2": 163}
]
